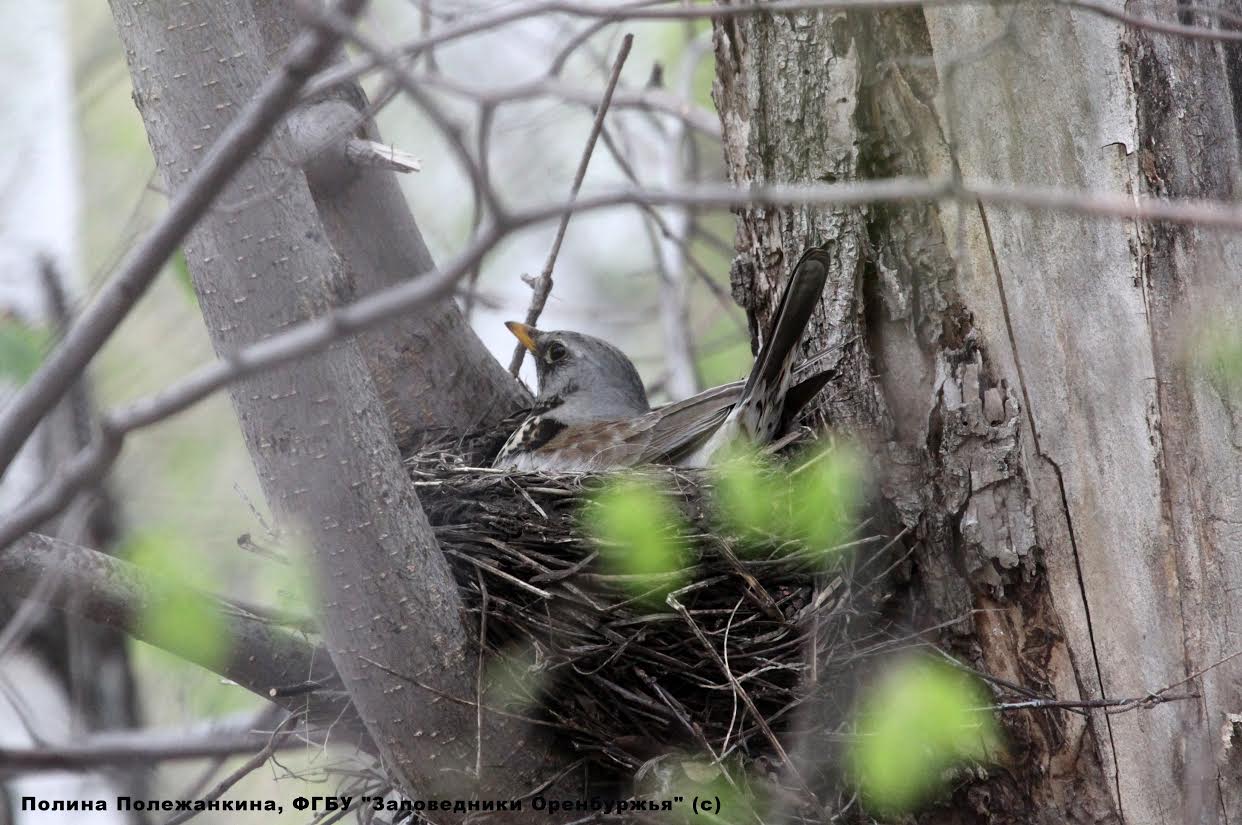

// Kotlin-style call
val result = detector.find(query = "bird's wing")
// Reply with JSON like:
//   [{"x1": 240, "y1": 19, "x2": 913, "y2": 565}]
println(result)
[
  {"x1": 627, "y1": 341, "x2": 838, "y2": 467},
  {"x1": 502, "y1": 418, "x2": 647, "y2": 472},
  {"x1": 498, "y1": 367, "x2": 833, "y2": 472},
  {"x1": 633, "y1": 382, "x2": 744, "y2": 464}
]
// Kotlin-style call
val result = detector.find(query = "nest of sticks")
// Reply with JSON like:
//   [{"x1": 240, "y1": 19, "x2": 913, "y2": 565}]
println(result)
[{"x1": 405, "y1": 433, "x2": 894, "y2": 794}]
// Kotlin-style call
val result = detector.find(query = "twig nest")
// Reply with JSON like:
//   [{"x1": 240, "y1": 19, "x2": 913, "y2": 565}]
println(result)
[{"x1": 406, "y1": 442, "x2": 886, "y2": 782}]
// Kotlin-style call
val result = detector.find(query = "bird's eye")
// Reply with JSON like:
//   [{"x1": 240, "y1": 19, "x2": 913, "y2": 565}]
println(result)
[{"x1": 545, "y1": 341, "x2": 568, "y2": 363}]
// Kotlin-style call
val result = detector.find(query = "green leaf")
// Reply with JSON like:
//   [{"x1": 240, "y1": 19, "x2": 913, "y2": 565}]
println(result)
[
  {"x1": 0, "y1": 318, "x2": 51, "y2": 384},
  {"x1": 1192, "y1": 317, "x2": 1242, "y2": 398},
  {"x1": 121, "y1": 528, "x2": 229, "y2": 671},
  {"x1": 712, "y1": 441, "x2": 864, "y2": 565},
  {"x1": 851, "y1": 658, "x2": 1001, "y2": 815},
  {"x1": 585, "y1": 474, "x2": 688, "y2": 602},
  {"x1": 169, "y1": 248, "x2": 200, "y2": 305},
  {"x1": 787, "y1": 442, "x2": 864, "y2": 557},
  {"x1": 662, "y1": 753, "x2": 767, "y2": 825},
  {"x1": 711, "y1": 446, "x2": 782, "y2": 543}
]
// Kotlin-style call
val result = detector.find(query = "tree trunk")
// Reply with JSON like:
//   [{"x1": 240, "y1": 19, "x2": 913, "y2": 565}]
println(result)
[
  {"x1": 713, "y1": 3, "x2": 1242, "y2": 822},
  {"x1": 244, "y1": 3, "x2": 529, "y2": 451},
  {"x1": 107, "y1": 0, "x2": 559, "y2": 815}
]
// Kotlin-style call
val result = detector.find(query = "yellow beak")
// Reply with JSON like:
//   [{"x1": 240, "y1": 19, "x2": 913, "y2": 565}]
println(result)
[{"x1": 505, "y1": 321, "x2": 539, "y2": 353}]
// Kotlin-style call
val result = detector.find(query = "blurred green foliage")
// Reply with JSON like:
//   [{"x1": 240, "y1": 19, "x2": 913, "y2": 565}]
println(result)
[
  {"x1": 121, "y1": 528, "x2": 230, "y2": 672},
  {"x1": 69, "y1": 2, "x2": 753, "y2": 817},
  {"x1": 586, "y1": 475, "x2": 690, "y2": 603},
  {"x1": 170, "y1": 248, "x2": 199, "y2": 302},
  {"x1": 582, "y1": 448, "x2": 1001, "y2": 820},
  {"x1": 789, "y1": 444, "x2": 865, "y2": 550},
  {"x1": 583, "y1": 441, "x2": 864, "y2": 598},
  {"x1": 713, "y1": 441, "x2": 864, "y2": 564},
  {"x1": 1193, "y1": 317, "x2": 1242, "y2": 398},
  {"x1": 667, "y1": 757, "x2": 766, "y2": 825},
  {"x1": 0, "y1": 318, "x2": 50, "y2": 384},
  {"x1": 851, "y1": 658, "x2": 1000, "y2": 815}
]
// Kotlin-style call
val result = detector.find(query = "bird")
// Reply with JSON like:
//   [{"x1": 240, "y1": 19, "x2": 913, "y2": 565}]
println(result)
[{"x1": 493, "y1": 247, "x2": 832, "y2": 472}]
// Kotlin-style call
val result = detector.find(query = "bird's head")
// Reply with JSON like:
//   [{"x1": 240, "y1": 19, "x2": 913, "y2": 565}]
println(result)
[{"x1": 505, "y1": 321, "x2": 650, "y2": 419}]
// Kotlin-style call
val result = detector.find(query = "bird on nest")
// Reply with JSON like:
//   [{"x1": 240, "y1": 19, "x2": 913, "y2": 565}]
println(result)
[{"x1": 494, "y1": 248, "x2": 833, "y2": 472}]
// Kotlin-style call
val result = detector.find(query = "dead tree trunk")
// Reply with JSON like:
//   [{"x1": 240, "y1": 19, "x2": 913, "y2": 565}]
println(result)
[{"x1": 713, "y1": 3, "x2": 1242, "y2": 823}]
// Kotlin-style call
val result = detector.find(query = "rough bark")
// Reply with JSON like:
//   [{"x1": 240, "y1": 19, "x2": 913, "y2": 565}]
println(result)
[
  {"x1": 1129, "y1": 4, "x2": 1242, "y2": 818},
  {"x1": 713, "y1": 2, "x2": 1242, "y2": 822},
  {"x1": 107, "y1": 0, "x2": 559, "y2": 814}
]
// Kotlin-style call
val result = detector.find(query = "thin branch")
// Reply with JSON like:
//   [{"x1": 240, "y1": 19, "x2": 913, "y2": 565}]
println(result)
[
  {"x1": 7, "y1": 176, "x2": 1242, "y2": 548},
  {"x1": 594, "y1": 122, "x2": 747, "y2": 338},
  {"x1": 972, "y1": 645, "x2": 1242, "y2": 716},
  {"x1": 475, "y1": 570, "x2": 488, "y2": 781},
  {"x1": 546, "y1": 17, "x2": 615, "y2": 77},
  {"x1": 302, "y1": 0, "x2": 1242, "y2": 98},
  {"x1": 0, "y1": 533, "x2": 354, "y2": 732},
  {"x1": 1147, "y1": 646, "x2": 1242, "y2": 697},
  {"x1": 344, "y1": 138, "x2": 421, "y2": 173},
  {"x1": 668, "y1": 590, "x2": 815, "y2": 800},
  {"x1": 419, "y1": 73, "x2": 720, "y2": 140},
  {"x1": 300, "y1": 0, "x2": 500, "y2": 240},
  {"x1": 174, "y1": 707, "x2": 287, "y2": 804},
  {"x1": 991, "y1": 692, "x2": 1198, "y2": 714},
  {"x1": 0, "y1": 729, "x2": 302, "y2": 774},
  {"x1": 163, "y1": 715, "x2": 301, "y2": 825},
  {"x1": 507, "y1": 34, "x2": 633, "y2": 376},
  {"x1": 1051, "y1": 0, "x2": 1242, "y2": 41},
  {"x1": 0, "y1": 0, "x2": 367, "y2": 479}
]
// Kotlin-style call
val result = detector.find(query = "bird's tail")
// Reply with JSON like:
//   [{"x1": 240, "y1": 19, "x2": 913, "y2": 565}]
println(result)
[{"x1": 734, "y1": 248, "x2": 830, "y2": 439}]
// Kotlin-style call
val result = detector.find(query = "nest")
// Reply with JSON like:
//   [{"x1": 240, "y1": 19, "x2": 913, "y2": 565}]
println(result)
[{"x1": 406, "y1": 438, "x2": 895, "y2": 792}]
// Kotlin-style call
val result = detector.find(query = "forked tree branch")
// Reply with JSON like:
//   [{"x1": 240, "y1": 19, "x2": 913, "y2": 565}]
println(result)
[
  {"x1": 105, "y1": 1, "x2": 564, "y2": 810},
  {"x1": 0, "y1": 534, "x2": 357, "y2": 735},
  {"x1": 0, "y1": 0, "x2": 368, "y2": 480}
]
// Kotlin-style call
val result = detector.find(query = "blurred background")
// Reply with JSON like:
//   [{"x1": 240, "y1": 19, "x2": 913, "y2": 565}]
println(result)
[{"x1": 3, "y1": 0, "x2": 752, "y2": 819}]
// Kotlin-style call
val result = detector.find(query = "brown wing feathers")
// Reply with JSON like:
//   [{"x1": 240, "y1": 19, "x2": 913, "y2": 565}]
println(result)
[{"x1": 742, "y1": 248, "x2": 830, "y2": 404}]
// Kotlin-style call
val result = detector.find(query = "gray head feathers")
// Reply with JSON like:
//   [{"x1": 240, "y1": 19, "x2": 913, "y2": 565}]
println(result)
[{"x1": 508, "y1": 323, "x2": 651, "y2": 423}]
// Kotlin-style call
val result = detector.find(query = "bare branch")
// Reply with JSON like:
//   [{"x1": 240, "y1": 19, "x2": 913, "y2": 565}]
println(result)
[
  {"x1": 302, "y1": 0, "x2": 1242, "y2": 98},
  {"x1": 653, "y1": 32, "x2": 714, "y2": 397},
  {"x1": 0, "y1": 533, "x2": 354, "y2": 732},
  {"x1": 0, "y1": 0, "x2": 367, "y2": 479},
  {"x1": 163, "y1": 716, "x2": 301, "y2": 825},
  {"x1": 992, "y1": 692, "x2": 1198, "y2": 714},
  {"x1": 508, "y1": 34, "x2": 633, "y2": 376},
  {"x1": 6, "y1": 175, "x2": 1242, "y2": 548},
  {"x1": 344, "y1": 138, "x2": 421, "y2": 173},
  {"x1": 420, "y1": 73, "x2": 720, "y2": 140},
  {"x1": 1051, "y1": 0, "x2": 1242, "y2": 42},
  {"x1": 0, "y1": 730, "x2": 302, "y2": 774},
  {"x1": 281, "y1": 5, "x2": 528, "y2": 450}
]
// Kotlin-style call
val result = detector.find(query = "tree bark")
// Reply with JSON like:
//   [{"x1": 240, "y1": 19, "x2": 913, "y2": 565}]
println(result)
[
  {"x1": 107, "y1": 0, "x2": 559, "y2": 814},
  {"x1": 713, "y1": 3, "x2": 1242, "y2": 822},
  {"x1": 248, "y1": 2, "x2": 530, "y2": 451}
]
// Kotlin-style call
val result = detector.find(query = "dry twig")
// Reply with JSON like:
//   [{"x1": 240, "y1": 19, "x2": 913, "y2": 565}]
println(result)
[{"x1": 508, "y1": 34, "x2": 634, "y2": 376}]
